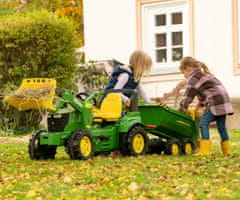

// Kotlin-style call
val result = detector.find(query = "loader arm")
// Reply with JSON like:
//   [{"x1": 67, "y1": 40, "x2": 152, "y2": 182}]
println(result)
[{"x1": 55, "y1": 90, "x2": 84, "y2": 112}]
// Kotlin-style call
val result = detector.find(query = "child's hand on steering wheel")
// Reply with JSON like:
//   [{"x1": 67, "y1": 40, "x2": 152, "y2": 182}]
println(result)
[
  {"x1": 126, "y1": 98, "x2": 131, "y2": 107},
  {"x1": 150, "y1": 97, "x2": 162, "y2": 103}
]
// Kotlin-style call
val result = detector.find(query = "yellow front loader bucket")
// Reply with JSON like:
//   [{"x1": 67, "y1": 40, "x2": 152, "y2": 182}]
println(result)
[{"x1": 4, "y1": 78, "x2": 56, "y2": 111}]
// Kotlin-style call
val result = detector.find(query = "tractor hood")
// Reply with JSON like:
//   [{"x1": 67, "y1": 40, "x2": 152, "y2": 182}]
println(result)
[{"x1": 52, "y1": 106, "x2": 76, "y2": 115}]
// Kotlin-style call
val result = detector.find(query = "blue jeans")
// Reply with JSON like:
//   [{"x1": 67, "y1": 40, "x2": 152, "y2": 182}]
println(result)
[{"x1": 199, "y1": 110, "x2": 229, "y2": 141}]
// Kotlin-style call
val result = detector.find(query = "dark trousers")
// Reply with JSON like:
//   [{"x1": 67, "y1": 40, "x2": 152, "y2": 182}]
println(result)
[{"x1": 199, "y1": 110, "x2": 229, "y2": 141}]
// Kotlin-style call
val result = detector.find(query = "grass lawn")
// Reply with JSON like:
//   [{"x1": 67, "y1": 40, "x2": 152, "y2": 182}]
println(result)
[{"x1": 0, "y1": 130, "x2": 240, "y2": 200}]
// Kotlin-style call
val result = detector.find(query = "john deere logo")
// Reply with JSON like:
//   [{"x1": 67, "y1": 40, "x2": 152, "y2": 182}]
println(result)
[{"x1": 176, "y1": 120, "x2": 190, "y2": 127}]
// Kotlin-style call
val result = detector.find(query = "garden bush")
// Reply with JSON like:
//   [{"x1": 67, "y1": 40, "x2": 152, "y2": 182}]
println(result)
[
  {"x1": 0, "y1": 10, "x2": 78, "y2": 132},
  {"x1": 76, "y1": 60, "x2": 108, "y2": 93}
]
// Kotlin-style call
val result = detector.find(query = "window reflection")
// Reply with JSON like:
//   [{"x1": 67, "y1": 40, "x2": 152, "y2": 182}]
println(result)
[
  {"x1": 155, "y1": 14, "x2": 166, "y2": 26},
  {"x1": 172, "y1": 32, "x2": 183, "y2": 45},
  {"x1": 156, "y1": 33, "x2": 167, "y2": 47},
  {"x1": 156, "y1": 49, "x2": 167, "y2": 63},
  {"x1": 172, "y1": 12, "x2": 182, "y2": 24}
]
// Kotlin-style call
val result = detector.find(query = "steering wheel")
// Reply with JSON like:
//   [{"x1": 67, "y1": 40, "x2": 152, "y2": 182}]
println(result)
[
  {"x1": 76, "y1": 92, "x2": 97, "y2": 106},
  {"x1": 76, "y1": 92, "x2": 89, "y2": 101}
]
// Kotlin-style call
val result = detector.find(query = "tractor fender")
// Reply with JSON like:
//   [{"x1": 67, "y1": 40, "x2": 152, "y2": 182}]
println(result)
[
  {"x1": 118, "y1": 121, "x2": 145, "y2": 134},
  {"x1": 127, "y1": 123, "x2": 145, "y2": 133}
]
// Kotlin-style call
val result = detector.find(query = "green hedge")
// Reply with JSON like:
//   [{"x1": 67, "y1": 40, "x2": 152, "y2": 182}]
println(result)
[{"x1": 0, "y1": 10, "x2": 78, "y2": 132}]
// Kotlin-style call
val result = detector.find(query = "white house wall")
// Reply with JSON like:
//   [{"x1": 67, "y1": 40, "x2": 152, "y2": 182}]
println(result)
[
  {"x1": 83, "y1": 0, "x2": 240, "y2": 99},
  {"x1": 193, "y1": 0, "x2": 240, "y2": 129},
  {"x1": 83, "y1": 0, "x2": 136, "y2": 63},
  {"x1": 194, "y1": 0, "x2": 239, "y2": 99}
]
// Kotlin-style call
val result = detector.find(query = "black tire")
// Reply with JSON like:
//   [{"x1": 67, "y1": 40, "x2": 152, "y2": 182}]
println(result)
[
  {"x1": 120, "y1": 125, "x2": 148, "y2": 156},
  {"x1": 147, "y1": 138, "x2": 165, "y2": 154},
  {"x1": 66, "y1": 129, "x2": 94, "y2": 160},
  {"x1": 119, "y1": 133, "x2": 129, "y2": 156},
  {"x1": 181, "y1": 139, "x2": 195, "y2": 155},
  {"x1": 28, "y1": 130, "x2": 57, "y2": 160},
  {"x1": 64, "y1": 142, "x2": 73, "y2": 159},
  {"x1": 164, "y1": 140, "x2": 181, "y2": 155}
]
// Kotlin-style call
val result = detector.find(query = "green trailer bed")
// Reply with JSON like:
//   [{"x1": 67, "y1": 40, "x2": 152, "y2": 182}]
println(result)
[{"x1": 138, "y1": 104, "x2": 198, "y2": 141}]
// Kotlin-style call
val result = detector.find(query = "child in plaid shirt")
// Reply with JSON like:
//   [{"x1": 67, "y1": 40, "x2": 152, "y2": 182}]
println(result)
[{"x1": 179, "y1": 57, "x2": 233, "y2": 156}]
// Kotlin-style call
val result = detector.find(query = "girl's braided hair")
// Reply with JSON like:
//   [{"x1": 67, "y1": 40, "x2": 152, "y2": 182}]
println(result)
[{"x1": 179, "y1": 56, "x2": 211, "y2": 74}]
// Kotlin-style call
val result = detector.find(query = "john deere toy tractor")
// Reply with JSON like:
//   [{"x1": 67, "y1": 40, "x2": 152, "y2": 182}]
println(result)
[
  {"x1": 5, "y1": 78, "x2": 199, "y2": 160},
  {"x1": 28, "y1": 87, "x2": 150, "y2": 160}
]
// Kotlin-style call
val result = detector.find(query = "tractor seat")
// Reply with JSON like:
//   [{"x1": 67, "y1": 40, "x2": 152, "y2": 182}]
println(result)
[{"x1": 93, "y1": 93, "x2": 122, "y2": 122}]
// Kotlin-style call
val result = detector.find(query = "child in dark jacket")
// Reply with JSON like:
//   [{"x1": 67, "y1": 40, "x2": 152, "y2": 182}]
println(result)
[
  {"x1": 102, "y1": 50, "x2": 153, "y2": 106},
  {"x1": 179, "y1": 56, "x2": 233, "y2": 156}
]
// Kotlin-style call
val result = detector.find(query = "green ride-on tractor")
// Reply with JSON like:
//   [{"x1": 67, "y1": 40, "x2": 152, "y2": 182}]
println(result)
[
  {"x1": 5, "y1": 78, "x2": 199, "y2": 160},
  {"x1": 28, "y1": 88, "x2": 150, "y2": 160}
]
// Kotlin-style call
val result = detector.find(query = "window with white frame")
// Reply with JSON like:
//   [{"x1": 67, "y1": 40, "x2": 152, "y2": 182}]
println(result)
[
  {"x1": 232, "y1": 0, "x2": 240, "y2": 74},
  {"x1": 142, "y1": 1, "x2": 189, "y2": 74}
]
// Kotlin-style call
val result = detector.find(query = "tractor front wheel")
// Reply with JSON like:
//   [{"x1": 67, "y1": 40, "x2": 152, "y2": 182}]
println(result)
[
  {"x1": 66, "y1": 130, "x2": 94, "y2": 160},
  {"x1": 120, "y1": 125, "x2": 148, "y2": 156},
  {"x1": 28, "y1": 130, "x2": 57, "y2": 160}
]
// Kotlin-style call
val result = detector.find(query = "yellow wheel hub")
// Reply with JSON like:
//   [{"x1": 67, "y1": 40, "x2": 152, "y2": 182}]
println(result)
[
  {"x1": 132, "y1": 133, "x2": 145, "y2": 153},
  {"x1": 171, "y1": 143, "x2": 180, "y2": 155},
  {"x1": 184, "y1": 143, "x2": 192, "y2": 155},
  {"x1": 80, "y1": 136, "x2": 92, "y2": 157}
]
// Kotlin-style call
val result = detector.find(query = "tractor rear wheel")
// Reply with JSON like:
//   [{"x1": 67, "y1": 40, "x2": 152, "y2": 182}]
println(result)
[
  {"x1": 66, "y1": 129, "x2": 94, "y2": 160},
  {"x1": 164, "y1": 140, "x2": 181, "y2": 156},
  {"x1": 120, "y1": 125, "x2": 148, "y2": 156},
  {"x1": 28, "y1": 130, "x2": 57, "y2": 160}
]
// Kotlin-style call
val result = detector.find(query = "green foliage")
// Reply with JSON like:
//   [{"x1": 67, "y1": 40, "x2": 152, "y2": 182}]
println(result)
[
  {"x1": 76, "y1": 61, "x2": 108, "y2": 93},
  {"x1": 0, "y1": 0, "x2": 84, "y2": 46},
  {"x1": 0, "y1": 130, "x2": 240, "y2": 199},
  {"x1": 0, "y1": 10, "x2": 78, "y2": 131}
]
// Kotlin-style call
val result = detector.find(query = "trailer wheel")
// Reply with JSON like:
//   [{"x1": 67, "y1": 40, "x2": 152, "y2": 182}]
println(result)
[
  {"x1": 181, "y1": 139, "x2": 195, "y2": 155},
  {"x1": 28, "y1": 130, "x2": 57, "y2": 160},
  {"x1": 120, "y1": 125, "x2": 148, "y2": 156},
  {"x1": 181, "y1": 140, "x2": 195, "y2": 155},
  {"x1": 164, "y1": 140, "x2": 181, "y2": 156},
  {"x1": 147, "y1": 138, "x2": 165, "y2": 154},
  {"x1": 66, "y1": 129, "x2": 94, "y2": 160}
]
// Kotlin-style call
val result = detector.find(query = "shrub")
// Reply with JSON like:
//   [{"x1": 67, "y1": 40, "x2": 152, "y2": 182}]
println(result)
[
  {"x1": 0, "y1": 10, "x2": 78, "y2": 132},
  {"x1": 76, "y1": 61, "x2": 108, "y2": 93}
]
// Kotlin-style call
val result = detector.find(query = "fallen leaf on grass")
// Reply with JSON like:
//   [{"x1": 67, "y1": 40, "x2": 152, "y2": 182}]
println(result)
[
  {"x1": 64, "y1": 176, "x2": 72, "y2": 183},
  {"x1": 137, "y1": 195, "x2": 148, "y2": 200},
  {"x1": 128, "y1": 182, "x2": 139, "y2": 191},
  {"x1": 6, "y1": 184, "x2": 14, "y2": 190},
  {"x1": 70, "y1": 188, "x2": 78, "y2": 193},
  {"x1": 27, "y1": 190, "x2": 37, "y2": 197},
  {"x1": 185, "y1": 193, "x2": 196, "y2": 200}
]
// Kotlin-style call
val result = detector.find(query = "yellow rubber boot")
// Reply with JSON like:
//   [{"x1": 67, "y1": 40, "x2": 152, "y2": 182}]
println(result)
[
  {"x1": 195, "y1": 140, "x2": 211, "y2": 156},
  {"x1": 221, "y1": 141, "x2": 232, "y2": 156}
]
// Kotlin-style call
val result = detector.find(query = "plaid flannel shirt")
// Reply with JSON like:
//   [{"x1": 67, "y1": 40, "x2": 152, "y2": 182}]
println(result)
[{"x1": 180, "y1": 70, "x2": 233, "y2": 116}]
